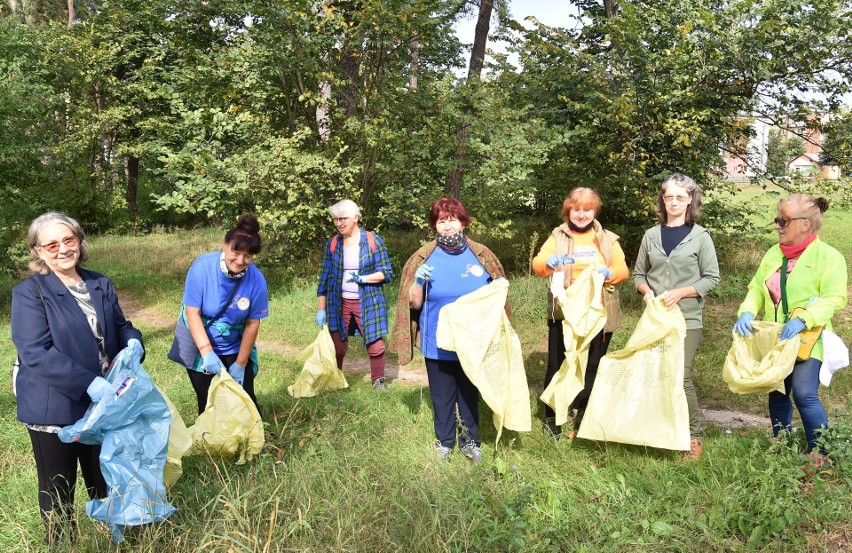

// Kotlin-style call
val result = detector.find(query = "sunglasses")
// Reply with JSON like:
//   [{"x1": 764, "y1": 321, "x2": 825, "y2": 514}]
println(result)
[
  {"x1": 773, "y1": 217, "x2": 807, "y2": 229},
  {"x1": 37, "y1": 235, "x2": 79, "y2": 254}
]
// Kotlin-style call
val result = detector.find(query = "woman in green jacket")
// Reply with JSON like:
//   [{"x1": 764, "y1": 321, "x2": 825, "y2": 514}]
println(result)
[
  {"x1": 633, "y1": 173, "x2": 720, "y2": 460},
  {"x1": 733, "y1": 194, "x2": 847, "y2": 462}
]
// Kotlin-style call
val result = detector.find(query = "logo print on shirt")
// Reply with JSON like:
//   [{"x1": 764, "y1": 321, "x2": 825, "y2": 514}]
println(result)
[
  {"x1": 236, "y1": 297, "x2": 251, "y2": 311},
  {"x1": 461, "y1": 264, "x2": 484, "y2": 278}
]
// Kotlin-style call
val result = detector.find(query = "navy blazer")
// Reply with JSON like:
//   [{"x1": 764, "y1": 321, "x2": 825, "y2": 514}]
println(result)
[{"x1": 11, "y1": 269, "x2": 143, "y2": 426}]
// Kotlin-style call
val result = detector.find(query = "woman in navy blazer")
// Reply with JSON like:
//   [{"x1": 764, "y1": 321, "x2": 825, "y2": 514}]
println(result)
[{"x1": 11, "y1": 212, "x2": 143, "y2": 545}]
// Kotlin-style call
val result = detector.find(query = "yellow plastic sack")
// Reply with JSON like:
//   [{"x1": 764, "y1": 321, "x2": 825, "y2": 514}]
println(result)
[
  {"x1": 722, "y1": 321, "x2": 797, "y2": 394},
  {"x1": 156, "y1": 388, "x2": 193, "y2": 487},
  {"x1": 577, "y1": 296, "x2": 690, "y2": 451},
  {"x1": 539, "y1": 266, "x2": 608, "y2": 426},
  {"x1": 288, "y1": 326, "x2": 348, "y2": 398},
  {"x1": 436, "y1": 279, "x2": 532, "y2": 443},
  {"x1": 191, "y1": 371, "x2": 265, "y2": 464}
]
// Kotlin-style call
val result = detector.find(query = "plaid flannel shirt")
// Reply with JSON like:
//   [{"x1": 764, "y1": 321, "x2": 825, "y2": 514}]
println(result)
[{"x1": 317, "y1": 228, "x2": 393, "y2": 345}]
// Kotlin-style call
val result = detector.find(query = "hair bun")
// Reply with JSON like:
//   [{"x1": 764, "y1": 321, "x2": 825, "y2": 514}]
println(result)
[
  {"x1": 815, "y1": 197, "x2": 829, "y2": 213},
  {"x1": 236, "y1": 214, "x2": 260, "y2": 235}
]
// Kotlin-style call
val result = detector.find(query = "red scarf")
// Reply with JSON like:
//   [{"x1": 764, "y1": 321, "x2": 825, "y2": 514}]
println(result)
[{"x1": 779, "y1": 232, "x2": 816, "y2": 260}]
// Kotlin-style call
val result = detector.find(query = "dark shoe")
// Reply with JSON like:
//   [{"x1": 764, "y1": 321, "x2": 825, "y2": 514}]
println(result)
[
  {"x1": 461, "y1": 442, "x2": 482, "y2": 464},
  {"x1": 372, "y1": 377, "x2": 388, "y2": 391},
  {"x1": 542, "y1": 417, "x2": 561, "y2": 439}
]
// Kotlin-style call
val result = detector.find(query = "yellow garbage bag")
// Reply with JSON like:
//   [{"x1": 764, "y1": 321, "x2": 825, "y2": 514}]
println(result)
[
  {"x1": 539, "y1": 266, "x2": 608, "y2": 425},
  {"x1": 436, "y1": 279, "x2": 532, "y2": 443},
  {"x1": 288, "y1": 326, "x2": 348, "y2": 398},
  {"x1": 190, "y1": 371, "x2": 265, "y2": 464},
  {"x1": 723, "y1": 321, "x2": 797, "y2": 394},
  {"x1": 155, "y1": 388, "x2": 193, "y2": 487},
  {"x1": 577, "y1": 296, "x2": 690, "y2": 451}
]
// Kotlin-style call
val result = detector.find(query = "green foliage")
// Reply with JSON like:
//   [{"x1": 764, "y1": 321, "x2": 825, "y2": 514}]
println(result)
[
  {"x1": 766, "y1": 129, "x2": 806, "y2": 176},
  {"x1": 821, "y1": 110, "x2": 852, "y2": 174}
]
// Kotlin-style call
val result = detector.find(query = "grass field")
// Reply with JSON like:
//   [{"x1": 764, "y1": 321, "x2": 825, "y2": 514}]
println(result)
[{"x1": 0, "y1": 187, "x2": 850, "y2": 551}]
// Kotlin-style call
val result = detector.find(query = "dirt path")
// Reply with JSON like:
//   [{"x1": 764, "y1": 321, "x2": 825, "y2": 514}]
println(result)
[{"x1": 122, "y1": 297, "x2": 768, "y2": 428}]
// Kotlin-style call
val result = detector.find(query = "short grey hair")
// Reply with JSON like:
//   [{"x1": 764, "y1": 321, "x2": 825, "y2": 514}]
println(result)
[
  {"x1": 329, "y1": 199, "x2": 361, "y2": 221},
  {"x1": 26, "y1": 212, "x2": 88, "y2": 275},
  {"x1": 779, "y1": 194, "x2": 828, "y2": 232}
]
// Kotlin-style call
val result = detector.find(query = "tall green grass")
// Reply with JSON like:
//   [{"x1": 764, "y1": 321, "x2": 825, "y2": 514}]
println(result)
[{"x1": 0, "y1": 188, "x2": 850, "y2": 551}]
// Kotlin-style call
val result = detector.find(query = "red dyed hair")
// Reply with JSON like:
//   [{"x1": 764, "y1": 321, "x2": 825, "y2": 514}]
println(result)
[
  {"x1": 429, "y1": 197, "x2": 471, "y2": 231},
  {"x1": 561, "y1": 188, "x2": 601, "y2": 222}
]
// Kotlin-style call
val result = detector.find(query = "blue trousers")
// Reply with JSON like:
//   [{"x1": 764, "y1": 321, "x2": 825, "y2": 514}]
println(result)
[
  {"x1": 768, "y1": 357, "x2": 827, "y2": 452},
  {"x1": 426, "y1": 358, "x2": 479, "y2": 448}
]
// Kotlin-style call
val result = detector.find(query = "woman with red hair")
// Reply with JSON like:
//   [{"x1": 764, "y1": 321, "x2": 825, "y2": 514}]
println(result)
[
  {"x1": 392, "y1": 198, "x2": 508, "y2": 463},
  {"x1": 532, "y1": 188, "x2": 629, "y2": 439}
]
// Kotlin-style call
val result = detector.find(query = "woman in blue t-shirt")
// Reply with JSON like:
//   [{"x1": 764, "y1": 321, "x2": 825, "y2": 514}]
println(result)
[
  {"x1": 396, "y1": 198, "x2": 508, "y2": 464},
  {"x1": 181, "y1": 215, "x2": 270, "y2": 414}
]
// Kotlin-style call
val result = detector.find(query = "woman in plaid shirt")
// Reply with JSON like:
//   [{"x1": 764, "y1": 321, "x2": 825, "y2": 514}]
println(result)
[{"x1": 316, "y1": 200, "x2": 394, "y2": 390}]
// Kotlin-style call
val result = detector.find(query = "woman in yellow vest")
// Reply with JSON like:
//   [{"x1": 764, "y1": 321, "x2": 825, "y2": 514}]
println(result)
[{"x1": 532, "y1": 188, "x2": 629, "y2": 439}]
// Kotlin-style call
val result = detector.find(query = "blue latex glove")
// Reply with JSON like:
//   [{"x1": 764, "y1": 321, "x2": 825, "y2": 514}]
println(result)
[
  {"x1": 316, "y1": 309, "x2": 327, "y2": 328},
  {"x1": 414, "y1": 264, "x2": 434, "y2": 286},
  {"x1": 228, "y1": 362, "x2": 245, "y2": 386},
  {"x1": 87, "y1": 376, "x2": 111, "y2": 402},
  {"x1": 733, "y1": 312, "x2": 755, "y2": 337},
  {"x1": 598, "y1": 267, "x2": 612, "y2": 280},
  {"x1": 127, "y1": 338, "x2": 144, "y2": 358},
  {"x1": 546, "y1": 254, "x2": 575, "y2": 269},
  {"x1": 347, "y1": 271, "x2": 366, "y2": 284},
  {"x1": 202, "y1": 351, "x2": 224, "y2": 375},
  {"x1": 780, "y1": 317, "x2": 807, "y2": 340}
]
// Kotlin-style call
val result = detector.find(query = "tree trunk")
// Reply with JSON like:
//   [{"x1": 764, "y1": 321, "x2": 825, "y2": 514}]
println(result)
[
  {"x1": 67, "y1": 0, "x2": 75, "y2": 28},
  {"x1": 604, "y1": 0, "x2": 617, "y2": 18},
  {"x1": 409, "y1": 36, "x2": 419, "y2": 91},
  {"x1": 444, "y1": 0, "x2": 493, "y2": 198},
  {"x1": 125, "y1": 156, "x2": 139, "y2": 217},
  {"x1": 338, "y1": 41, "x2": 361, "y2": 118}
]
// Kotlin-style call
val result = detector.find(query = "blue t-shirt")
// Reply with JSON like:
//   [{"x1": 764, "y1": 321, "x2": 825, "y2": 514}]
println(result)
[
  {"x1": 661, "y1": 224, "x2": 692, "y2": 256},
  {"x1": 183, "y1": 251, "x2": 270, "y2": 355},
  {"x1": 419, "y1": 247, "x2": 492, "y2": 360}
]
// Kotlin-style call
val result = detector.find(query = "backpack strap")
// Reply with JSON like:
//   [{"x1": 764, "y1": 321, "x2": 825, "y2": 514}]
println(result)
[{"x1": 330, "y1": 231, "x2": 377, "y2": 254}]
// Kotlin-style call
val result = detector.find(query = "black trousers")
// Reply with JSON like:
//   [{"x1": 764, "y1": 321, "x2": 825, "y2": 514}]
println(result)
[
  {"x1": 28, "y1": 428, "x2": 107, "y2": 544},
  {"x1": 186, "y1": 352, "x2": 259, "y2": 415},
  {"x1": 425, "y1": 358, "x2": 479, "y2": 448},
  {"x1": 542, "y1": 320, "x2": 612, "y2": 420}
]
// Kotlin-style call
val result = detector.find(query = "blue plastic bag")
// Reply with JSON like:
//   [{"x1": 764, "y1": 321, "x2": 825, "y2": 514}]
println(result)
[{"x1": 59, "y1": 347, "x2": 176, "y2": 543}]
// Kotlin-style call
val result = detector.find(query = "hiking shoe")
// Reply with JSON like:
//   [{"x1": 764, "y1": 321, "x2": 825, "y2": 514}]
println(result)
[
  {"x1": 542, "y1": 417, "x2": 561, "y2": 439},
  {"x1": 683, "y1": 437, "x2": 703, "y2": 461},
  {"x1": 435, "y1": 440, "x2": 452, "y2": 462},
  {"x1": 461, "y1": 442, "x2": 482, "y2": 464},
  {"x1": 372, "y1": 377, "x2": 388, "y2": 391}
]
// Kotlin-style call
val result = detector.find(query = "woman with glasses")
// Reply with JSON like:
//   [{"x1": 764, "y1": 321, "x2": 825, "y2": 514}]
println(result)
[
  {"x1": 633, "y1": 173, "x2": 720, "y2": 460},
  {"x1": 316, "y1": 199, "x2": 393, "y2": 390},
  {"x1": 11, "y1": 212, "x2": 144, "y2": 545},
  {"x1": 733, "y1": 195, "x2": 846, "y2": 466},
  {"x1": 531, "y1": 188, "x2": 629, "y2": 439},
  {"x1": 180, "y1": 214, "x2": 269, "y2": 414}
]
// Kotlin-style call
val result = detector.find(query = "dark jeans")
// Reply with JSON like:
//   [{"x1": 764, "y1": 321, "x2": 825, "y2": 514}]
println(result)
[
  {"x1": 543, "y1": 320, "x2": 612, "y2": 421},
  {"x1": 187, "y1": 352, "x2": 259, "y2": 415},
  {"x1": 769, "y1": 357, "x2": 827, "y2": 452},
  {"x1": 28, "y1": 428, "x2": 107, "y2": 544},
  {"x1": 425, "y1": 358, "x2": 479, "y2": 448}
]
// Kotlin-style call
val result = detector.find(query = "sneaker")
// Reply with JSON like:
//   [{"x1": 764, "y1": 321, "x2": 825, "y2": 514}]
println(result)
[
  {"x1": 683, "y1": 437, "x2": 703, "y2": 461},
  {"x1": 542, "y1": 417, "x2": 561, "y2": 439},
  {"x1": 802, "y1": 451, "x2": 827, "y2": 476},
  {"x1": 372, "y1": 377, "x2": 388, "y2": 391},
  {"x1": 435, "y1": 440, "x2": 452, "y2": 461},
  {"x1": 461, "y1": 442, "x2": 482, "y2": 464}
]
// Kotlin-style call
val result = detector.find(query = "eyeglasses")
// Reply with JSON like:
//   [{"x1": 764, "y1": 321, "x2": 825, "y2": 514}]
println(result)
[
  {"x1": 773, "y1": 216, "x2": 807, "y2": 228},
  {"x1": 37, "y1": 235, "x2": 79, "y2": 253},
  {"x1": 663, "y1": 194, "x2": 689, "y2": 204},
  {"x1": 332, "y1": 217, "x2": 350, "y2": 224}
]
